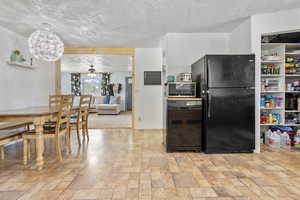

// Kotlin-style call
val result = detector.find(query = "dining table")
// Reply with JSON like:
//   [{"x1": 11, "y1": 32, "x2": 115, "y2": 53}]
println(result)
[{"x1": 0, "y1": 106, "x2": 77, "y2": 170}]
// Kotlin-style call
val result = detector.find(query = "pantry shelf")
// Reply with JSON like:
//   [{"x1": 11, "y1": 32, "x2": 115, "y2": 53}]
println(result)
[
  {"x1": 261, "y1": 74, "x2": 283, "y2": 77},
  {"x1": 286, "y1": 53, "x2": 300, "y2": 55},
  {"x1": 261, "y1": 43, "x2": 300, "y2": 130},
  {"x1": 261, "y1": 61, "x2": 284, "y2": 64},
  {"x1": 286, "y1": 74, "x2": 300, "y2": 77},
  {"x1": 285, "y1": 91, "x2": 300, "y2": 93},
  {"x1": 261, "y1": 91, "x2": 284, "y2": 93},
  {"x1": 260, "y1": 124, "x2": 281, "y2": 126},
  {"x1": 283, "y1": 124, "x2": 300, "y2": 126},
  {"x1": 261, "y1": 107, "x2": 284, "y2": 110}
]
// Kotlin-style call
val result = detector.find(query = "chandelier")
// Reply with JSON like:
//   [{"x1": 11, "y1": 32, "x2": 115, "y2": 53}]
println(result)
[
  {"x1": 88, "y1": 65, "x2": 97, "y2": 78},
  {"x1": 28, "y1": 23, "x2": 64, "y2": 62}
]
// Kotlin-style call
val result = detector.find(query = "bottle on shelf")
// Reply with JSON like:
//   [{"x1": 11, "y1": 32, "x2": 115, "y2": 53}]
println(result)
[{"x1": 261, "y1": 64, "x2": 280, "y2": 75}]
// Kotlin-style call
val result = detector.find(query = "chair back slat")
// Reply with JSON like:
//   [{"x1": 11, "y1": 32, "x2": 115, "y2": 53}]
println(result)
[
  {"x1": 49, "y1": 95, "x2": 63, "y2": 108},
  {"x1": 55, "y1": 95, "x2": 73, "y2": 135},
  {"x1": 78, "y1": 96, "x2": 92, "y2": 122},
  {"x1": 62, "y1": 95, "x2": 74, "y2": 107}
]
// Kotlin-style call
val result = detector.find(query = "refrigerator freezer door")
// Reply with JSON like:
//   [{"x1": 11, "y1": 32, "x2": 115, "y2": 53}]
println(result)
[
  {"x1": 207, "y1": 55, "x2": 255, "y2": 88},
  {"x1": 204, "y1": 88, "x2": 255, "y2": 153}
]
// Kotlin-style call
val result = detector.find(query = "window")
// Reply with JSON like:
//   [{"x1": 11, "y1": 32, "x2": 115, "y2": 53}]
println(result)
[{"x1": 81, "y1": 77, "x2": 102, "y2": 96}]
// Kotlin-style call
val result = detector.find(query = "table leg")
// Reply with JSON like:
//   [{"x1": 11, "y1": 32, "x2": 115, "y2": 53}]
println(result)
[{"x1": 34, "y1": 120, "x2": 45, "y2": 170}]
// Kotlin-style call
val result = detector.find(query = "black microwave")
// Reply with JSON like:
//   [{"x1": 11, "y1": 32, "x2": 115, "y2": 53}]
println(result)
[{"x1": 167, "y1": 82, "x2": 196, "y2": 97}]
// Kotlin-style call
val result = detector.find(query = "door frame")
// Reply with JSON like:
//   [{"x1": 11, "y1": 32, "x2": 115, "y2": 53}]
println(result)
[{"x1": 55, "y1": 48, "x2": 136, "y2": 129}]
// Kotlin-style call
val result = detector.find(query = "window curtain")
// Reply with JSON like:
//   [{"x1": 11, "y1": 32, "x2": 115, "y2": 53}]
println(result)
[
  {"x1": 101, "y1": 73, "x2": 111, "y2": 96},
  {"x1": 71, "y1": 73, "x2": 81, "y2": 96}
]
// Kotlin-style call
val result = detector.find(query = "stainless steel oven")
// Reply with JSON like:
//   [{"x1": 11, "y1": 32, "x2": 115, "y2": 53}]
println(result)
[{"x1": 167, "y1": 82, "x2": 196, "y2": 97}]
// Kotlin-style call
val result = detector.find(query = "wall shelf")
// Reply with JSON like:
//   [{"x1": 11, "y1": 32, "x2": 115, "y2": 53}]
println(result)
[{"x1": 7, "y1": 61, "x2": 34, "y2": 69}]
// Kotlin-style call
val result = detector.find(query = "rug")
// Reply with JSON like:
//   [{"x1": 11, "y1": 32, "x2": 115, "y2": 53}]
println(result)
[{"x1": 88, "y1": 111, "x2": 132, "y2": 129}]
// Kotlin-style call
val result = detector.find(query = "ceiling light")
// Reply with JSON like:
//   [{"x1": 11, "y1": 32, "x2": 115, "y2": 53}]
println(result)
[
  {"x1": 28, "y1": 23, "x2": 64, "y2": 62},
  {"x1": 88, "y1": 65, "x2": 97, "y2": 78}
]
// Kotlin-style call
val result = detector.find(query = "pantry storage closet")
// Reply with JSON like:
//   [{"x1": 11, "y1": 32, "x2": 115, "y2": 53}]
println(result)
[{"x1": 260, "y1": 40, "x2": 300, "y2": 149}]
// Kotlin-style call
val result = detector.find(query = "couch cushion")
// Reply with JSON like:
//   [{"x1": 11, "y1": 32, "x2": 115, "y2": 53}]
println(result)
[
  {"x1": 109, "y1": 96, "x2": 117, "y2": 104},
  {"x1": 95, "y1": 96, "x2": 105, "y2": 104},
  {"x1": 96, "y1": 104, "x2": 119, "y2": 110},
  {"x1": 110, "y1": 96, "x2": 121, "y2": 104}
]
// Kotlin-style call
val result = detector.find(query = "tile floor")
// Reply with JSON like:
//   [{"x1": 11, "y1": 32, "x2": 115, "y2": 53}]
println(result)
[{"x1": 0, "y1": 129, "x2": 300, "y2": 200}]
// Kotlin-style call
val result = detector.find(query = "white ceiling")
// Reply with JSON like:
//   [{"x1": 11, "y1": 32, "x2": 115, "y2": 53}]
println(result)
[
  {"x1": 1, "y1": 0, "x2": 300, "y2": 48},
  {"x1": 61, "y1": 54, "x2": 132, "y2": 73}
]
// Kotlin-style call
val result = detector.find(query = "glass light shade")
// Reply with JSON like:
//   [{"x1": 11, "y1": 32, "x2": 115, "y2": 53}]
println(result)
[
  {"x1": 28, "y1": 27, "x2": 64, "y2": 62},
  {"x1": 88, "y1": 73, "x2": 97, "y2": 78}
]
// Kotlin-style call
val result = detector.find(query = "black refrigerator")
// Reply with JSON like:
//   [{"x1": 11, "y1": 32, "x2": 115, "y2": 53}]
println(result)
[{"x1": 192, "y1": 55, "x2": 255, "y2": 153}]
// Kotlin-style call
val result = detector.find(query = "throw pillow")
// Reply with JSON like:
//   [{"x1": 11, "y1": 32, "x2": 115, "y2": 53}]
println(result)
[
  {"x1": 104, "y1": 96, "x2": 110, "y2": 104},
  {"x1": 109, "y1": 96, "x2": 118, "y2": 104},
  {"x1": 98, "y1": 96, "x2": 105, "y2": 104}
]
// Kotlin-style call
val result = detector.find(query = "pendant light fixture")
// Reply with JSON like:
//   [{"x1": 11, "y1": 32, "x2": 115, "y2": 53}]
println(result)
[
  {"x1": 88, "y1": 65, "x2": 97, "y2": 78},
  {"x1": 28, "y1": 23, "x2": 64, "y2": 62}
]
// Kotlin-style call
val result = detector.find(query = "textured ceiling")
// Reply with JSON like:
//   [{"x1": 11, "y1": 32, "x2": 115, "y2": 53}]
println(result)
[
  {"x1": 61, "y1": 54, "x2": 132, "y2": 73},
  {"x1": 1, "y1": 0, "x2": 300, "y2": 47}
]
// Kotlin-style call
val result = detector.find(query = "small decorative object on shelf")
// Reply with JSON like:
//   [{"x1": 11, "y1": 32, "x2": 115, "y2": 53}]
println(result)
[
  {"x1": 8, "y1": 50, "x2": 34, "y2": 69},
  {"x1": 10, "y1": 50, "x2": 25, "y2": 63}
]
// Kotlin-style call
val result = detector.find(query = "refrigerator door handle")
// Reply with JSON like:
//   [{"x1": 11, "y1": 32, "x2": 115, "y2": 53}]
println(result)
[{"x1": 207, "y1": 92, "x2": 211, "y2": 119}]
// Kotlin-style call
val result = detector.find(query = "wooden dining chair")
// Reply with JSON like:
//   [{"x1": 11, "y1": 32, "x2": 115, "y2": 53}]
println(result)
[
  {"x1": 45, "y1": 95, "x2": 74, "y2": 126},
  {"x1": 23, "y1": 96, "x2": 73, "y2": 163},
  {"x1": 49, "y1": 95, "x2": 63, "y2": 108},
  {"x1": 69, "y1": 95, "x2": 92, "y2": 146}
]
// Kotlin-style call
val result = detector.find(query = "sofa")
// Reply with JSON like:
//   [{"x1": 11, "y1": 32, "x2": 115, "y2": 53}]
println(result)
[{"x1": 90, "y1": 96, "x2": 121, "y2": 115}]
